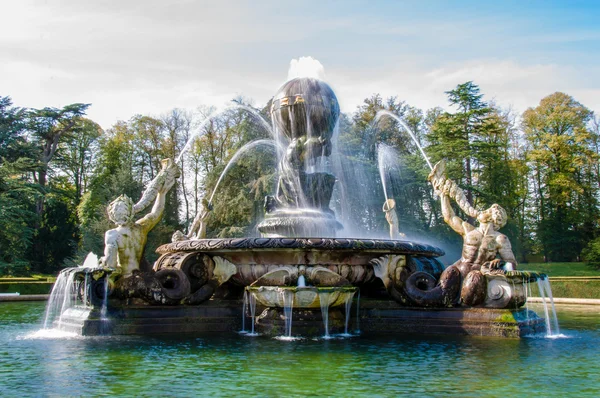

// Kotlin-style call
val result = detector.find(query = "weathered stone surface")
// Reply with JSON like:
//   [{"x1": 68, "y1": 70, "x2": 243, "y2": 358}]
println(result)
[{"x1": 157, "y1": 237, "x2": 445, "y2": 257}]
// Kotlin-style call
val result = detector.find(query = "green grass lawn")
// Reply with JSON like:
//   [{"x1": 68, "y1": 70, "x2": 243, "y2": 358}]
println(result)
[{"x1": 519, "y1": 262, "x2": 600, "y2": 277}]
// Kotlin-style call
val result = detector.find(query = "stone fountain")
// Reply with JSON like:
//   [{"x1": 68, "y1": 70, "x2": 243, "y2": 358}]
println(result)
[{"x1": 46, "y1": 76, "x2": 549, "y2": 338}]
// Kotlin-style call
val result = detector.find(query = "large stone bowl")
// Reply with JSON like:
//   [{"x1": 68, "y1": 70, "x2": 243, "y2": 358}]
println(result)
[{"x1": 155, "y1": 237, "x2": 445, "y2": 287}]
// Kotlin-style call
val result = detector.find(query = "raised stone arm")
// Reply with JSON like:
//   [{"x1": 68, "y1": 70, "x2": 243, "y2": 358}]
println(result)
[
  {"x1": 428, "y1": 160, "x2": 479, "y2": 220},
  {"x1": 137, "y1": 159, "x2": 179, "y2": 233},
  {"x1": 428, "y1": 160, "x2": 475, "y2": 236},
  {"x1": 133, "y1": 159, "x2": 177, "y2": 214},
  {"x1": 439, "y1": 192, "x2": 471, "y2": 236},
  {"x1": 100, "y1": 159, "x2": 179, "y2": 275}
]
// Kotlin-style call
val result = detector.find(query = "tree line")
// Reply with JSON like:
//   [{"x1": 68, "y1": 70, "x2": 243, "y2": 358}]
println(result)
[{"x1": 1, "y1": 82, "x2": 599, "y2": 276}]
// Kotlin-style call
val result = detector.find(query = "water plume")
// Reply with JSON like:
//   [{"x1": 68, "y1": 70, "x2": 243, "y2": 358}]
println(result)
[{"x1": 287, "y1": 56, "x2": 326, "y2": 81}]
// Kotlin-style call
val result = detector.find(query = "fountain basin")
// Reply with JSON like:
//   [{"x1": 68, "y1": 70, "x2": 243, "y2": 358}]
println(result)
[
  {"x1": 155, "y1": 237, "x2": 445, "y2": 287},
  {"x1": 246, "y1": 286, "x2": 358, "y2": 309}
]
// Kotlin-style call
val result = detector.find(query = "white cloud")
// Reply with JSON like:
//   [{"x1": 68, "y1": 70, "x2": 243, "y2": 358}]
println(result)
[{"x1": 330, "y1": 60, "x2": 600, "y2": 116}]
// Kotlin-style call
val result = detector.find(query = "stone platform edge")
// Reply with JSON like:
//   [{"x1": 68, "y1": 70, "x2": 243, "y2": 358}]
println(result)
[
  {"x1": 527, "y1": 297, "x2": 600, "y2": 305},
  {"x1": 0, "y1": 294, "x2": 50, "y2": 302}
]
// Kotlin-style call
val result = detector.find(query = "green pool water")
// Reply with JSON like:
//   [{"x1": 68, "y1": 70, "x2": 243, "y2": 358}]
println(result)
[{"x1": 1, "y1": 302, "x2": 599, "y2": 397}]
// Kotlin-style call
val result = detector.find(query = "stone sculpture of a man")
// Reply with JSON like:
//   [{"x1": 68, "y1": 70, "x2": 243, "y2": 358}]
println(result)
[
  {"x1": 101, "y1": 159, "x2": 179, "y2": 276},
  {"x1": 428, "y1": 160, "x2": 517, "y2": 278},
  {"x1": 382, "y1": 199, "x2": 405, "y2": 240}
]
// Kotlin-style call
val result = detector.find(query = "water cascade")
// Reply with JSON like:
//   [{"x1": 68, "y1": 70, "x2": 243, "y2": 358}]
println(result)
[
  {"x1": 281, "y1": 289, "x2": 294, "y2": 338},
  {"x1": 99, "y1": 277, "x2": 110, "y2": 335},
  {"x1": 355, "y1": 290, "x2": 361, "y2": 334},
  {"x1": 343, "y1": 291, "x2": 356, "y2": 336},
  {"x1": 318, "y1": 291, "x2": 333, "y2": 338},
  {"x1": 537, "y1": 277, "x2": 560, "y2": 336},
  {"x1": 249, "y1": 291, "x2": 257, "y2": 336},
  {"x1": 43, "y1": 268, "x2": 78, "y2": 329}
]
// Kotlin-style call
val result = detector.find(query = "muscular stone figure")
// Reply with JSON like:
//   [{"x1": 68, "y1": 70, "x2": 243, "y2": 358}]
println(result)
[
  {"x1": 429, "y1": 160, "x2": 518, "y2": 277},
  {"x1": 393, "y1": 160, "x2": 519, "y2": 307},
  {"x1": 440, "y1": 193, "x2": 517, "y2": 277},
  {"x1": 101, "y1": 159, "x2": 179, "y2": 276}
]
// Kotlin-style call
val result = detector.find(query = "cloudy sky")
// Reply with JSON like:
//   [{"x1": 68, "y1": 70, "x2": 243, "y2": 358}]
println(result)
[{"x1": 1, "y1": 0, "x2": 599, "y2": 128}]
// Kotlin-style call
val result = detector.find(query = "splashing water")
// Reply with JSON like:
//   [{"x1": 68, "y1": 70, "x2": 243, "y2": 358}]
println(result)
[
  {"x1": 287, "y1": 56, "x2": 326, "y2": 81},
  {"x1": 374, "y1": 110, "x2": 433, "y2": 170},
  {"x1": 377, "y1": 143, "x2": 401, "y2": 202},
  {"x1": 20, "y1": 329, "x2": 80, "y2": 340},
  {"x1": 43, "y1": 268, "x2": 78, "y2": 329}
]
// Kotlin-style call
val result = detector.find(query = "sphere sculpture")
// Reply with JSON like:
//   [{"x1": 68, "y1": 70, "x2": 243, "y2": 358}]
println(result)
[{"x1": 258, "y1": 77, "x2": 343, "y2": 237}]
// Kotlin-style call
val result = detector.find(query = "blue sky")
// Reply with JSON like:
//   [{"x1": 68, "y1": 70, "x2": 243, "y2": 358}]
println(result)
[{"x1": 1, "y1": 0, "x2": 599, "y2": 128}]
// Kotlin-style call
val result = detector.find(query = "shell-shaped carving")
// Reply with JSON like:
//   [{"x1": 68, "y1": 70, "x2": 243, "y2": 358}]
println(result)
[
  {"x1": 212, "y1": 257, "x2": 237, "y2": 285},
  {"x1": 370, "y1": 255, "x2": 406, "y2": 289}
]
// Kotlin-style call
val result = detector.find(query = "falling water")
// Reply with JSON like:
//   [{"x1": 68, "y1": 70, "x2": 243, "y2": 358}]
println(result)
[
  {"x1": 355, "y1": 290, "x2": 361, "y2": 334},
  {"x1": 43, "y1": 268, "x2": 77, "y2": 329},
  {"x1": 536, "y1": 277, "x2": 561, "y2": 337},
  {"x1": 281, "y1": 290, "x2": 294, "y2": 338},
  {"x1": 249, "y1": 292, "x2": 258, "y2": 336},
  {"x1": 297, "y1": 275, "x2": 306, "y2": 287},
  {"x1": 207, "y1": 139, "x2": 280, "y2": 205},
  {"x1": 83, "y1": 273, "x2": 89, "y2": 307},
  {"x1": 241, "y1": 291, "x2": 248, "y2": 333},
  {"x1": 540, "y1": 277, "x2": 560, "y2": 335},
  {"x1": 343, "y1": 291, "x2": 357, "y2": 336},
  {"x1": 523, "y1": 279, "x2": 531, "y2": 323},
  {"x1": 99, "y1": 277, "x2": 111, "y2": 334},
  {"x1": 318, "y1": 292, "x2": 333, "y2": 338},
  {"x1": 177, "y1": 104, "x2": 275, "y2": 164},
  {"x1": 536, "y1": 278, "x2": 552, "y2": 334},
  {"x1": 374, "y1": 110, "x2": 433, "y2": 170},
  {"x1": 100, "y1": 278, "x2": 109, "y2": 318}
]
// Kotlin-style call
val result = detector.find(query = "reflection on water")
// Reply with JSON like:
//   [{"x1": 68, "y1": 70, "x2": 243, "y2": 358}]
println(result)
[{"x1": 1, "y1": 302, "x2": 599, "y2": 397}]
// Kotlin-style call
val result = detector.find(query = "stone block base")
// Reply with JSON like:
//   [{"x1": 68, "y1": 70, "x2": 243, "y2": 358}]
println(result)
[{"x1": 55, "y1": 299, "x2": 546, "y2": 338}]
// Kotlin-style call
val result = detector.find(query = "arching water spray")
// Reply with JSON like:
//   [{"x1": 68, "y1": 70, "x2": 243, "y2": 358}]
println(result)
[
  {"x1": 207, "y1": 139, "x2": 280, "y2": 205},
  {"x1": 374, "y1": 110, "x2": 433, "y2": 170},
  {"x1": 177, "y1": 104, "x2": 275, "y2": 164}
]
